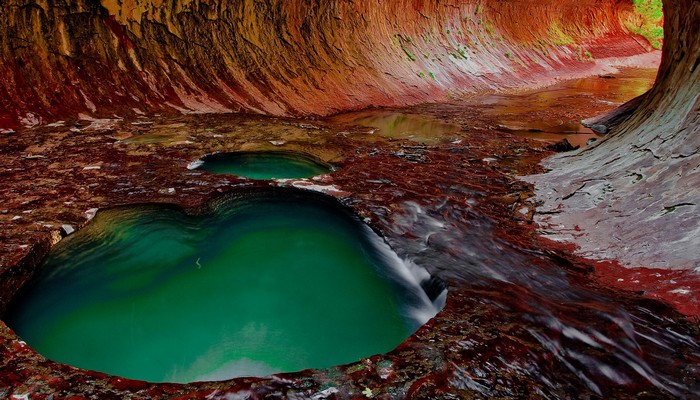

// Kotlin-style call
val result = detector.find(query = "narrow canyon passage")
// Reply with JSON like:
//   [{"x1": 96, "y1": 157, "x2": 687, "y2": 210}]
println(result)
[{"x1": 0, "y1": 0, "x2": 697, "y2": 398}]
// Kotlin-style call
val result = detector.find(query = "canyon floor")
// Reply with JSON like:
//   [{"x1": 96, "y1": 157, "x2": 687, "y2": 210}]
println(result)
[{"x1": 1, "y1": 66, "x2": 699, "y2": 398}]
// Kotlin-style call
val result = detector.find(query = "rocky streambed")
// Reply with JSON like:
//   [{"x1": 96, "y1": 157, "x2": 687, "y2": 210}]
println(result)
[{"x1": 0, "y1": 69, "x2": 698, "y2": 398}]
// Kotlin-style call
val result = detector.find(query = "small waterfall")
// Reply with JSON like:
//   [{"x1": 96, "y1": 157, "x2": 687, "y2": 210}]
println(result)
[{"x1": 362, "y1": 223, "x2": 447, "y2": 331}]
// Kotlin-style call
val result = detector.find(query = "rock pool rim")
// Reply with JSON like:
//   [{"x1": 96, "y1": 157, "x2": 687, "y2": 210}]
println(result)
[
  {"x1": 190, "y1": 150, "x2": 335, "y2": 178},
  {"x1": 3, "y1": 186, "x2": 448, "y2": 305},
  {"x1": 3, "y1": 186, "x2": 447, "y2": 383}
]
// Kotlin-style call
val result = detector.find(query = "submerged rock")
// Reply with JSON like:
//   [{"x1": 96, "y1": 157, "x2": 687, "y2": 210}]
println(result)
[{"x1": 546, "y1": 138, "x2": 579, "y2": 152}]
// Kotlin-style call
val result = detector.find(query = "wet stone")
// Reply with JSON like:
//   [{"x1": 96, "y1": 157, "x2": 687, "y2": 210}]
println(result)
[{"x1": 0, "y1": 68, "x2": 697, "y2": 398}]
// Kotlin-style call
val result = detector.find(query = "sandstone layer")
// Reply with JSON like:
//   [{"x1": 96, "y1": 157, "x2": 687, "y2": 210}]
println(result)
[
  {"x1": 529, "y1": 0, "x2": 699, "y2": 273},
  {"x1": 1, "y1": 0, "x2": 649, "y2": 128}
]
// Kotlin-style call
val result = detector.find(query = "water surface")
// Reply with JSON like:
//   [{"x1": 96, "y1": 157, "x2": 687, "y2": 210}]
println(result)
[
  {"x1": 6, "y1": 190, "x2": 441, "y2": 383},
  {"x1": 331, "y1": 111, "x2": 460, "y2": 144},
  {"x1": 192, "y1": 152, "x2": 331, "y2": 180},
  {"x1": 480, "y1": 68, "x2": 658, "y2": 147}
]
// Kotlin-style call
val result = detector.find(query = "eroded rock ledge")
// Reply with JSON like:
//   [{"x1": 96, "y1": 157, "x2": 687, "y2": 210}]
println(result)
[{"x1": 529, "y1": 1, "x2": 699, "y2": 275}]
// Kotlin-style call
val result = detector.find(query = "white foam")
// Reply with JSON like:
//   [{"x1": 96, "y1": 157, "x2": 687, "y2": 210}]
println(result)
[
  {"x1": 362, "y1": 224, "x2": 446, "y2": 329},
  {"x1": 192, "y1": 358, "x2": 279, "y2": 382},
  {"x1": 188, "y1": 159, "x2": 205, "y2": 170}
]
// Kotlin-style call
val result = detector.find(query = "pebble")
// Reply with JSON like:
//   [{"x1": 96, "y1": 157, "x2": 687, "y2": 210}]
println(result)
[{"x1": 61, "y1": 224, "x2": 75, "y2": 236}]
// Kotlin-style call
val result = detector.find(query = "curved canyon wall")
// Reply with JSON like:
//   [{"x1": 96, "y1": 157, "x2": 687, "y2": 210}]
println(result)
[
  {"x1": 3, "y1": 0, "x2": 695, "y2": 280},
  {"x1": 0, "y1": 0, "x2": 648, "y2": 128},
  {"x1": 530, "y1": 0, "x2": 699, "y2": 271}
]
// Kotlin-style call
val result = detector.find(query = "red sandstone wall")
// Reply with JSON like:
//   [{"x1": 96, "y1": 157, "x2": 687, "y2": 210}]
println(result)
[
  {"x1": 530, "y1": 0, "x2": 699, "y2": 275},
  {"x1": 0, "y1": 0, "x2": 646, "y2": 128}
]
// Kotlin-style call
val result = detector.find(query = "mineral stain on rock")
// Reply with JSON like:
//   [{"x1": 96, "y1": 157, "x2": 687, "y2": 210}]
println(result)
[{"x1": 0, "y1": 0, "x2": 658, "y2": 127}]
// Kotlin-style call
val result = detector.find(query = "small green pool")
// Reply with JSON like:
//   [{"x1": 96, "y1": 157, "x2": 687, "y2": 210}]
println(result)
[
  {"x1": 191, "y1": 152, "x2": 331, "y2": 180},
  {"x1": 5, "y1": 189, "x2": 441, "y2": 383}
]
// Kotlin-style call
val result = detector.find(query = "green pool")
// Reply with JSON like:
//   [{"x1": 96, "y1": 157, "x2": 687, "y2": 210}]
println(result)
[
  {"x1": 5, "y1": 189, "x2": 441, "y2": 383},
  {"x1": 191, "y1": 152, "x2": 331, "y2": 180}
]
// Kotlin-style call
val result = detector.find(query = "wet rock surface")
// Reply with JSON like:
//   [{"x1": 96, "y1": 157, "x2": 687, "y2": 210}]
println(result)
[
  {"x1": 0, "y1": 96, "x2": 698, "y2": 397},
  {"x1": 528, "y1": 0, "x2": 700, "y2": 311}
]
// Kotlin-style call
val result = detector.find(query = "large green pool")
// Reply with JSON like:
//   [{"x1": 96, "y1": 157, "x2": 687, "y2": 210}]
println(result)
[
  {"x1": 192, "y1": 152, "x2": 331, "y2": 180},
  {"x1": 5, "y1": 190, "x2": 441, "y2": 383}
]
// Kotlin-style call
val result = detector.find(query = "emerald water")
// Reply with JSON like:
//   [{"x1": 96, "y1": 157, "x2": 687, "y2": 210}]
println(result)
[
  {"x1": 191, "y1": 152, "x2": 331, "y2": 180},
  {"x1": 5, "y1": 190, "x2": 442, "y2": 383}
]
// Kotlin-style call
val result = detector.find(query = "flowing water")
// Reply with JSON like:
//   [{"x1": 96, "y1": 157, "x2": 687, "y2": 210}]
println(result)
[
  {"x1": 479, "y1": 68, "x2": 658, "y2": 147},
  {"x1": 6, "y1": 189, "x2": 444, "y2": 383},
  {"x1": 385, "y1": 199, "x2": 699, "y2": 397},
  {"x1": 190, "y1": 152, "x2": 331, "y2": 180}
]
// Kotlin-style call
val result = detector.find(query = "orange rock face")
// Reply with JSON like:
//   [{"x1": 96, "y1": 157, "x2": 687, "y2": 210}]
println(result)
[
  {"x1": 0, "y1": 0, "x2": 649, "y2": 128},
  {"x1": 529, "y1": 0, "x2": 700, "y2": 297}
]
